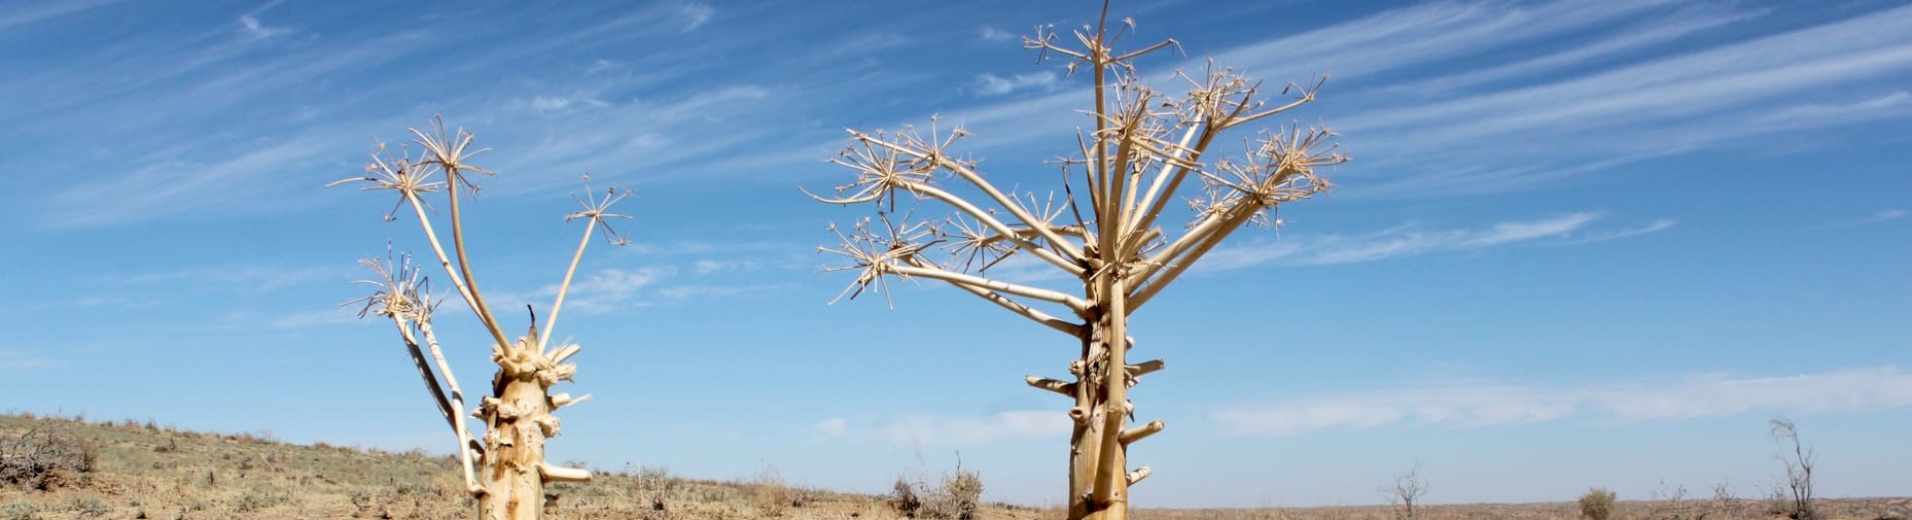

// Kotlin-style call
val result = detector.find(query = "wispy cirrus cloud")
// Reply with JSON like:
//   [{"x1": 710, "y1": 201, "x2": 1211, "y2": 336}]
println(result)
[
  {"x1": 673, "y1": 2, "x2": 715, "y2": 33},
  {"x1": 24, "y1": 295, "x2": 166, "y2": 311},
  {"x1": 813, "y1": 410, "x2": 1070, "y2": 446},
  {"x1": 1197, "y1": 212, "x2": 1671, "y2": 271},
  {"x1": 1558, "y1": 218, "x2": 1677, "y2": 245},
  {"x1": 973, "y1": 71, "x2": 1059, "y2": 96},
  {"x1": 1215, "y1": 0, "x2": 1686, "y2": 81},
  {"x1": 267, "y1": 306, "x2": 365, "y2": 329},
  {"x1": 1379, "y1": 4, "x2": 1767, "y2": 95},
  {"x1": 237, "y1": 1, "x2": 291, "y2": 39},
  {"x1": 533, "y1": 267, "x2": 675, "y2": 316},
  {"x1": 101, "y1": 265, "x2": 351, "y2": 291},
  {"x1": 656, "y1": 283, "x2": 790, "y2": 301},
  {"x1": 0, "y1": 0, "x2": 124, "y2": 30},
  {"x1": 978, "y1": 26, "x2": 1017, "y2": 43},
  {"x1": 1216, "y1": 366, "x2": 1912, "y2": 436},
  {"x1": 935, "y1": 213, "x2": 1669, "y2": 288},
  {"x1": 0, "y1": 350, "x2": 59, "y2": 372},
  {"x1": 1318, "y1": 1, "x2": 1912, "y2": 196},
  {"x1": 1811, "y1": 208, "x2": 1908, "y2": 230},
  {"x1": 936, "y1": 0, "x2": 1912, "y2": 199}
]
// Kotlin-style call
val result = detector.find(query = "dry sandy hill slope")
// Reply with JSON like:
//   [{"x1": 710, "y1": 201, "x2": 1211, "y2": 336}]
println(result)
[{"x1": 1, "y1": 413, "x2": 1905, "y2": 520}]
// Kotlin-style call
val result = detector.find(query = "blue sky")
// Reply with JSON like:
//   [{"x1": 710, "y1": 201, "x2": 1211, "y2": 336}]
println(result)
[{"x1": 2, "y1": 0, "x2": 1908, "y2": 508}]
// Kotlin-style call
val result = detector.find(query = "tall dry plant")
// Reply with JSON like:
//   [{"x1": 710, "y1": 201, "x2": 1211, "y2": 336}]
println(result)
[
  {"x1": 807, "y1": 3, "x2": 1344, "y2": 520},
  {"x1": 1770, "y1": 417, "x2": 1817, "y2": 520},
  {"x1": 330, "y1": 118, "x2": 631, "y2": 520}
]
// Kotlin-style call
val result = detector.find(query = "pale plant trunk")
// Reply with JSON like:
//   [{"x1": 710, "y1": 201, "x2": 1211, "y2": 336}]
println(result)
[
  {"x1": 1070, "y1": 277, "x2": 1134, "y2": 520},
  {"x1": 473, "y1": 338, "x2": 588, "y2": 520},
  {"x1": 479, "y1": 376, "x2": 552, "y2": 520}
]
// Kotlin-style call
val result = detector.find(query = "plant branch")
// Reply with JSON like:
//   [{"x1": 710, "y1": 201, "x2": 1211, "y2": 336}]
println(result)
[
  {"x1": 907, "y1": 180, "x2": 1085, "y2": 276},
  {"x1": 855, "y1": 131, "x2": 1089, "y2": 265},
  {"x1": 912, "y1": 258, "x2": 1084, "y2": 335},
  {"x1": 441, "y1": 165, "x2": 512, "y2": 353},
  {"x1": 540, "y1": 217, "x2": 597, "y2": 351},
  {"x1": 1026, "y1": 376, "x2": 1077, "y2": 397},
  {"x1": 884, "y1": 263, "x2": 1092, "y2": 314},
  {"x1": 415, "y1": 318, "x2": 484, "y2": 495},
  {"x1": 403, "y1": 191, "x2": 512, "y2": 358},
  {"x1": 1126, "y1": 206, "x2": 1256, "y2": 311}
]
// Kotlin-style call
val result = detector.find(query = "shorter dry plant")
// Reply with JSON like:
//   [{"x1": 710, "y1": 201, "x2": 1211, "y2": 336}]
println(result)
[{"x1": 330, "y1": 117, "x2": 633, "y2": 520}]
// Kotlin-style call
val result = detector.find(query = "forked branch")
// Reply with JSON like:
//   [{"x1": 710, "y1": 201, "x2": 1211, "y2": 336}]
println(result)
[
  {"x1": 350, "y1": 253, "x2": 483, "y2": 494},
  {"x1": 540, "y1": 175, "x2": 634, "y2": 351}
]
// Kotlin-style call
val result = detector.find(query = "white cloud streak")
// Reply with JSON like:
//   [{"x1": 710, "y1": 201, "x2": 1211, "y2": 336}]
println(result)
[
  {"x1": 675, "y1": 2, "x2": 715, "y2": 33},
  {"x1": 1811, "y1": 208, "x2": 1908, "y2": 230},
  {"x1": 1199, "y1": 212, "x2": 1671, "y2": 271},
  {"x1": 974, "y1": 71, "x2": 1059, "y2": 96},
  {"x1": 1864, "y1": 209, "x2": 1908, "y2": 223},
  {"x1": 936, "y1": 0, "x2": 1912, "y2": 199},
  {"x1": 1327, "y1": 2, "x2": 1912, "y2": 195},
  {"x1": 978, "y1": 26, "x2": 1017, "y2": 43},
  {"x1": 1559, "y1": 218, "x2": 1677, "y2": 245},
  {"x1": 102, "y1": 265, "x2": 349, "y2": 291},
  {"x1": 656, "y1": 283, "x2": 788, "y2": 301},
  {"x1": 0, "y1": 350, "x2": 58, "y2": 372},
  {"x1": 268, "y1": 307, "x2": 364, "y2": 329},
  {"x1": 1216, "y1": 366, "x2": 1912, "y2": 436},
  {"x1": 539, "y1": 267, "x2": 674, "y2": 315},
  {"x1": 1381, "y1": 5, "x2": 1766, "y2": 95},
  {"x1": 237, "y1": 1, "x2": 290, "y2": 41},
  {"x1": 0, "y1": 0, "x2": 124, "y2": 30},
  {"x1": 1215, "y1": 0, "x2": 1685, "y2": 82},
  {"x1": 814, "y1": 410, "x2": 1070, "y2": 446}
]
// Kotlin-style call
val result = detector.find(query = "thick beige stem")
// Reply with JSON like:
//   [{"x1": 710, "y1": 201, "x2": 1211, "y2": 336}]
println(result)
[
  {"x1": 475, "y1": 339, "x2": 591, "y2": 520},
  {"x1": 1089, "y1": 282, "x2": 1131, "y2": 520},
  {"x1": 479, "y1": 376, "x2": 551, "y2": 520},
  {"x1": 1069, "y1": 312, "x2": 1137, "y2": 520}
]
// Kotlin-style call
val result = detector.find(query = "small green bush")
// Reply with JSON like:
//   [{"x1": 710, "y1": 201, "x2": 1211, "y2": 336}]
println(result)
[
  {"x1": 1580, "y1": 488, "x2": 1617, "y2": 520},
  {"x1": 232, "y1": 486, "x2": 283, "y2": 513}
]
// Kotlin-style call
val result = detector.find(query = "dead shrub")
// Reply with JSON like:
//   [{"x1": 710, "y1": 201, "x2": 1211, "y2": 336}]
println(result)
[
  {"x1": 891, "y1": 476, "x2": 922, "y2": 517},
  {"x1": 892, "y1": 464, "x2": 984, "y2": 520},
  {"x1": 753, "y1": 465, "x2": 789, "y2": 517},
  {"x1": 0, "y1": 419, "x2": 98, "y2": 491},
  {"x1": 924, "y1": 466, "x2": 984, "y2": 520}
]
